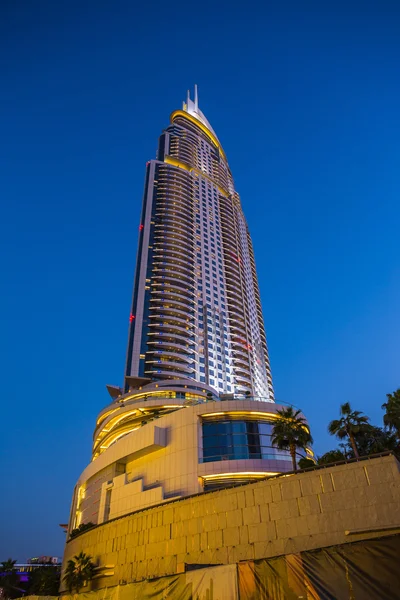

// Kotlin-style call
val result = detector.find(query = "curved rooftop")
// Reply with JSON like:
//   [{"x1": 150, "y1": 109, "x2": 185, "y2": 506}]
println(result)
[{"x1": 170, "y1": 85, "x2": 227, "y2": 162}]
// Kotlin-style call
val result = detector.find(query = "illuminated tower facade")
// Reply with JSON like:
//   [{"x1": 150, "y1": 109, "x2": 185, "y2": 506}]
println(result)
[
  {"x1": 125, "y1": 86, "x2": 273, "y2": 399},
  {"x1": 65, "y1": 89, "x2": 311, "y2": 537}
]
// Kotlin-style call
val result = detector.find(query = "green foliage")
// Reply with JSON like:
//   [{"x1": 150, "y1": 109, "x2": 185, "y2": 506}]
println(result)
[
  {"x1": 298, "y1": 450, "x2": 348, "y2": 469},
  {"x1": 349, "y1": 425, "x2": 398, "y2": 457},
  {"x1": 28, "y1": 566, "x2": 61, "y2": 595},
  {"x1": 328, "y1": 402, "x2": 369, "y2": 458},
  {"x1": 316, "y1": 390, "x2": 400, "y2": 463},
  {"x1": 317, "y1": 449, "x2": 347, "y2": 464},
  {"x1": 271, "y1": 407, "x2": 313, "y2": 472},
  {"x1": 69, "y1": 521, "x2": 95, "y2": 539},
  {"x1": 63, "y1": 551, "x2": 95, "y2": 593},
  {"x1": 297, "y1": 457, "x2": 316, "y2": 469},
  {"x1": 0, "y1": 560, "x2": 16, "y2": 573},
  {"x1": 382, "y1": 389, "x2": 400, "y2": 439},
  {"x1": 274, "y1": 389, "x2": 400, "y2": 472},
  {"x1": 0, "y1": 559, "x2": 21, "y2": 599}
]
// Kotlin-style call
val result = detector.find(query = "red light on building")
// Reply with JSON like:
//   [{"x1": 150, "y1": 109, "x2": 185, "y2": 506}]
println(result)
[
  {"x1": 139, "y1": 224, "x2": 144, "y2": 231},
  {"x1": 130, "y1": 314, "x2": 135, "y2": 322}
]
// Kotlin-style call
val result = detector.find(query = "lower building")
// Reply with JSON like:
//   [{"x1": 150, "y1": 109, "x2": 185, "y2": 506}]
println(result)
[
  {"x1": 0, "y1": 560, "x2": 61, "y2": 586},
  {"x1": 27, "y1": 557, "x2": 60, "y2": 565},
  {"x1": 68, "y1": 380, "x2": 309, "y2": 534}
]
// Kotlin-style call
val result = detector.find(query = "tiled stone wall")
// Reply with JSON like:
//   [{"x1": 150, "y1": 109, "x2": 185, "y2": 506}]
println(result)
[{"x1": 61, "y1": 454, "x2": 400, "y2": 591}]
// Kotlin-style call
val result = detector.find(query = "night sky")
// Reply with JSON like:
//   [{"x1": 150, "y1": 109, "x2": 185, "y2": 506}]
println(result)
[{"x1": 1, "y1": 0, "x2": 399, "y2": 560}]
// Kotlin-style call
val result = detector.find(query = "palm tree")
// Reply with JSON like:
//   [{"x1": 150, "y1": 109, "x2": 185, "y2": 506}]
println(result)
[
  {"x1": 28, "y1": 565, "x2": 61, "y2": 595},
  {"x1": 63, "y1": 551, "x2": 95, "y2": 593},
  {"x1": 382, "y1": 389, "x2": 400, "y2": 440},
  {"x1": 271, "y1": 407, "x2": 313, "y2": 471},
  {"x1": 328, "y1": 402, "x2": 369, "y2": 458},
  {"x1": 0, "y1": 559, "x2": 20, "y2": 599},
  {"x1": 0, "y1": 560, "x2": 16, "y2": 573}
]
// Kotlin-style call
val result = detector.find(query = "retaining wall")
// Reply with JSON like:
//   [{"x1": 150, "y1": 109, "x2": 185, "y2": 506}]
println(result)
[{"x1": 61, "y1": 454, "x2": 400, "y2": 591}]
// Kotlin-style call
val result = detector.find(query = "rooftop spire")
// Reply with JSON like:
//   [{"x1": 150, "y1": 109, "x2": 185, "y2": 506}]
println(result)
[{"x1": 181, "y1": 85, "x2": 219, "y2": 142}]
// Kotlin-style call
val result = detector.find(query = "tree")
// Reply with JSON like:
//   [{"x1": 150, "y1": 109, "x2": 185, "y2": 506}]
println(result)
[
  {"x1": 317, "y1": 449, "x2": 347, "y2": 464},
  {"x1": 271, "y1": 407, "x2": 313, "y2": 472},
  {"x1": 298, "y1": 457, "x2": 316, "y2": 469},
  {"x1": 298, "y1": 449, "x2": 348, "y2": 469},
  {"x1": 0, "y1": 559, "x2": 21, "y2": 599},
  {"x1": 63, "y1": 552, "x2": 95, "y2": 593},
  {"x1": 328, "y1": 402, "x2": 369, "y2": 458},
  {"x1": 0, "y1": 562, "x2": 16, "y2": 573},
  {"x1": 382, "y1": 389, "x2": 400, "y2": 440},
  {"x1": 28, "y1": 566, "x2": 61, "y2": 595},
  {"x1": 350, "y1": 425, "x2": 398, "y2": 457}
]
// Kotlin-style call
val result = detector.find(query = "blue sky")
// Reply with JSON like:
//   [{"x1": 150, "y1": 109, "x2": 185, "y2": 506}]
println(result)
[{"x1": 1, "y1": 0, "x2": 399, "y2": 560}]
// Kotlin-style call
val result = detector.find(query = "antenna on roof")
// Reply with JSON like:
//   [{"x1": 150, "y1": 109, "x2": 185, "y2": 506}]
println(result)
[{"x1": 194, "y1": 84, "x2": 198, "y2": 111}]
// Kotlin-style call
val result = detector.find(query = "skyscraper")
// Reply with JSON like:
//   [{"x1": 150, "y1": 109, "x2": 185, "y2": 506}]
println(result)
[
  {"x1": 125, "y1": 86, "x2": 273, "y2": 400},
  {"x1": 66, "y1": 88, "x2": 310, "y2": 534}
]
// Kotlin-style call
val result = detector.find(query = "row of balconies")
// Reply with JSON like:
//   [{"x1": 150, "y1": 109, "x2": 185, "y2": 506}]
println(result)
[
  {"x1": 147, "y1": 333, "x2": 195, "y2": 347},
  {"x1": 150, "y1": 289, "x2": 196, "y2": 307},
  {"x1": 153, "y1": 262, "x2": 194, "y2": 278}
]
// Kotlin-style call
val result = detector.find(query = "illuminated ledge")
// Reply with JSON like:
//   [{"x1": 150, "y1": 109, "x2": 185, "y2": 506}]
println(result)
[
  {"x1": 163, "y1": 155, "x2": 230, "y2": 198},
  {"x1": 198, "y1": 457, "x2": 293, "y2": 481},
  {"x1": 202, "y1": 472, "x2": 279, "y2": 481},
  {"x1": 170, "y1": 109, "x2": 227, "y2": 161},
  {"x1": 201, "y1": 410, "x2": 279, "y2": 420},
  {"x1": 200, "y1": 470, "x2": 280, "y2": 490},
  {"x1": 345, "y1": 525, "x2": 400, "y2": 536}
]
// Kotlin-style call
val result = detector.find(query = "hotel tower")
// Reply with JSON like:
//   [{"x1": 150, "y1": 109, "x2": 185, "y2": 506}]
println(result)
[
  {"x1": 125, "y1": 86, "x2": 273, "y2": 400},
  {"x1": 67, "y1": 88, "x2": 308, "y2": 533}
]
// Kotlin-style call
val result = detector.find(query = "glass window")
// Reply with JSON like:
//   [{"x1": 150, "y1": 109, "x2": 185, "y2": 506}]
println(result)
[
  {"x1": 202, "y1": 419, "x2": 291, "y2": 464},
  {"x1": 259, "y1": 423, "x2": 272, "y2": 435}
]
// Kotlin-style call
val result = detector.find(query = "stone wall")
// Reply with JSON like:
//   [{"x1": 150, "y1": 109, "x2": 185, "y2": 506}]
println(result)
[{"x1": 61, "y1": 454, "x2": 400, "y2": 591}]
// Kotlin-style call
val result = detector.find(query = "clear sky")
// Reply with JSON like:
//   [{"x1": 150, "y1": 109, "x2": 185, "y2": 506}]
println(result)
[{"x1": 1, "y1": 0, "x2": 399, "y2": 560}]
